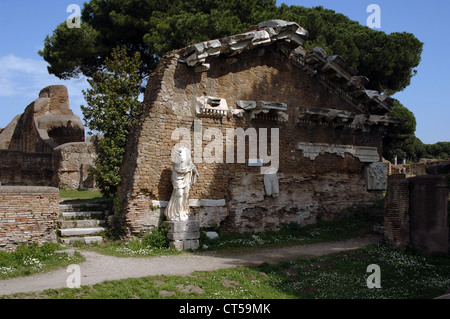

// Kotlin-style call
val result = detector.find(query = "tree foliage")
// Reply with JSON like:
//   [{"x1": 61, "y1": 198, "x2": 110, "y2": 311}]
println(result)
[
  {"x1": 383, "y1": 101, "x2": 450, "y2": 163},
  {"x1": 423, "y1": 142, "x2": 450, "y2": 160},
  {"x1": 383, "y1": 100, "x2": 418, "y2": 162},
  {"x1": 81, "y1": 46, "x2": 142, "y2": 197},
  {"x1": 276, "y1": 5, "x2": 423, "y2": 94},
  {"x1": 39, "y1": 0, "x2": 422, "y2": 94}
]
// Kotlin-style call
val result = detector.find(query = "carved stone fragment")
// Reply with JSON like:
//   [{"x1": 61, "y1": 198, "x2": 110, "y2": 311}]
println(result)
[
  {"x1": 365, "y1": 162, "x2": 388, "y2": 191},
  {"x1": 235, "y1": 100, "x2": 288, "y2": 122},
  {"x1": 165, "y1": 147, "x2": 199, "y2": 222},
  {"x1": 195, "y1": 96, "x2": 229, "y2": 118},
  {"x1": 297, "y1": 142, "x2": 379, "y2": 163}
]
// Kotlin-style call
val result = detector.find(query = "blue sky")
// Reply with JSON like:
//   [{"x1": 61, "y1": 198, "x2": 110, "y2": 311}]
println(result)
[{"x1": 0, "y1": 1, "x2": 449, "y2": 144}]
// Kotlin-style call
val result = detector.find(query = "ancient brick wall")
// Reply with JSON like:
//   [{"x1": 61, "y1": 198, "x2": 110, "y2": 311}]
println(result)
[
  {"x1": 119, "y1": 44, "x2": 385, "y2": 234},
  {"x1": 51, "y1": 142, "x2": 97, "y2": 190},
  {"x1": 384, "y1": 175, "x2": 449, "y2": 254},
  {"x1": 0, "y1": 85, "x2": 92, "y2": 189},
  {"x1": 0, "y1": 150, "x2": 53, "y2": 186},
  {"x1": 0, "y1": 144, "x2": 96, "y2": 190},
  {"x1": 409, "y1": 176, "x2": 449, "y2": 254},
  {"x1": 384, "y1": 178, "x2": 411, "y2": 248},
  {"x1": 0, "y1": 186, "x2": 59, "y2": 251}
]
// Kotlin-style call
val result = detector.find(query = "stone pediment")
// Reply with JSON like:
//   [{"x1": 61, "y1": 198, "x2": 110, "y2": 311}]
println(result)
[{"x1": 180, "y1": 20, "x2": 393, "y2": 116}]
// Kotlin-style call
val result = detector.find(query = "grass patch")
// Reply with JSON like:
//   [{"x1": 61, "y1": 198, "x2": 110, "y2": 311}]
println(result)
[
  {"x1": 59, "y1": 189, "x2": 104, "y2": 200},
  {"x1": 79, "y1": 223, "x2": 183, "y2": 258},
  {"x1": 254, "y1": 244, "x2": 450, "y2": 299},
  {"x1": 6, "y1": 243, "x2": 449, "y2": 299},
  {"x1": 82, "y1": 239, "x2": 183, "y2": 258},
  {"x1": 0, "y1": 243, "x2": 85, "y2": 280},
  {"x1": 59, "y1": 189, "x2": 113, "y2": 206},
  {"x1": 79, "y1": 211, "x2": 376, "y2": 258},
  {"x1": 200, "y1": 211, "x2": 376, "y2": 251}
]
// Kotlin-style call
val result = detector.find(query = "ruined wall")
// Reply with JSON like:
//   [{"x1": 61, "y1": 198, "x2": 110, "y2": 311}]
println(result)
[
  {"x1": 7, "y1": 85, "x2": 84, "y2": 154},
  {"x1": 51, "y1": 142, "x2": 97, "y2": 190},
  {"x1": 384, "y1": 178, "x2": 410, "y2": 249},
  {"x1": 119, "y1": 43, "x2": 385, "y2": 234},
  {"x1": 0, "y1": 115, "x2": 21, "y2": 150},
  {"x1": 0, "y1": 85, "x2": 96, "y2": 189},
  {"x1": 0, "y1": 150, "x2": 53, "y2": 186},
  {"x1": 0, "y1": 186, "x2": 59, "y2": 251},
  {"x1": 0, "y1": 146, "x2": 96, "y2": 190},
  {"x1": 388, "y1": 160, "x2": 450, "y2": 178},
  {"x1": 384, "y1": 175, "x2": 449, "y2": 254},
  {"x1": 409, "y1": 176, "x2": 449, "y2": 254}
]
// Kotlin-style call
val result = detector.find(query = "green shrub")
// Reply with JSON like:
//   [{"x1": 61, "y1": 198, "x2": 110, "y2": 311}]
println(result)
[{"x1": 142, "y1": 223, "x2": 169, "y2": 249}]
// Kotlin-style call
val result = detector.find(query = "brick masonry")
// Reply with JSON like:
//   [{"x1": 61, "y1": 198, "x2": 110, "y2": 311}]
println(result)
[
  {"x1": 384, "y1": 178, "x2": 410, "y2": 249},
  {"x1": 118, "y1": 43, "x2": 386, "y2": 234},
  {"x1": 0, "y1": 186, "x2": 59, "y2": 251},
  {"x1": 384, "y1": 175, "x2": 449, "y2": 254},
  {"x1": 0, "y1": 144, "x2": 96, "y2": 190},
  {"x1": 0, "y1": 150, "x2": 53, "y2": 186},
  {"x1": 409, "y1": 176, "x2": 449, "y2": 254}
]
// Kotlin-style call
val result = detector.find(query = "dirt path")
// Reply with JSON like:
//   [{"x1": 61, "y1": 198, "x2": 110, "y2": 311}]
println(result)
[{"x1": 0, "y1": 235, "x2": 382, "y2": 296}]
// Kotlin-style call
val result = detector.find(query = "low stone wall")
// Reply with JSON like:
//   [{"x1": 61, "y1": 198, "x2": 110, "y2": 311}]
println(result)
[
  {"x1": 0, "y1": 186, "x2": 59, "y2": 251},
  {"x1": 388, "y1": 160, "x2": 450, "y2": 179},
  {"x1": 409, "y1": 176, "x2": 449, "y2": 254},
  {"x1": 384, "y1": 175, "x2": 449, "y2": 254},
  {"x1": 384, "y1": 178, "x2": 410, "y2": 249},
  {"x1": 0, "y1": 150, "x2": 53, "y2": 186},
  {"x1": 0, "y1": 143, "x2": 97, "y2": 190},
  {"x1": 51, "y1": 142, "x2": 96, "y2": 190}
]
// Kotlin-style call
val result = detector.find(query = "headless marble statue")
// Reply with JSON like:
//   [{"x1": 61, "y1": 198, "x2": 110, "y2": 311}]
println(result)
[{"x1": 165, "y1": 147, "x2": 199, "y2": 221}]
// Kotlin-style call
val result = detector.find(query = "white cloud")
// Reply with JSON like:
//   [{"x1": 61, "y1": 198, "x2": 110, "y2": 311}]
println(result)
[
  {"x1": 0, "y1": 54, "x2": 87, "y2": 96},
  {"x1": 0, "y1": 54, "x2": 48, "y2": 75},
  {"x1": 0, "y1": 54, "x2": 88, "y2": 127}
]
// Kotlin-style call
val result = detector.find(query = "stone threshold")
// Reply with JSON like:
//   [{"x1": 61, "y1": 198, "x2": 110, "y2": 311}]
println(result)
[{"x1": 152, "y1": 199, "x2": 226, "y2": 208}]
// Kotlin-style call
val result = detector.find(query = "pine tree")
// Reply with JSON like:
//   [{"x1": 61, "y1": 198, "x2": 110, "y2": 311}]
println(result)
[
  {"x1": 382, "y1": 100, "x2": 417, "y2": 163},
  {"x1": 40, "y1": 0, "x2": 422, "y2": 95}
]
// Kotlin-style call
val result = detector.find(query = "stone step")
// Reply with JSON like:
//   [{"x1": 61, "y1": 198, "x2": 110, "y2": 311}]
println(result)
[
  {"x1": 58, "y1": 219, "x2": 106, "y2": 229},
  {"x1": 57, "y1": 199, "x2": 111, "y2": 245},
  {"x1": 59, "y1": 204, "x2": 110, "y2": 212},
  {"x1": 59, "y1": 236, "x2": 104, "y2": 245},
  {"x1": 59, "y1": 227, "x2": 105, "y2": 237},
  {"x1": 60, "y1": 211, "x2": 104, "y2": 220},
  {"x1": 59, "y1": 200, "x2": 112, "y2": 211}
]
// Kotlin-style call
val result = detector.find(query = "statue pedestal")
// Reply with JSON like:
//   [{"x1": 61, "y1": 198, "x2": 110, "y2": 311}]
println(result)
[{"x1": 166, "y1": 220, "x2": 200, "y2": 251}]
